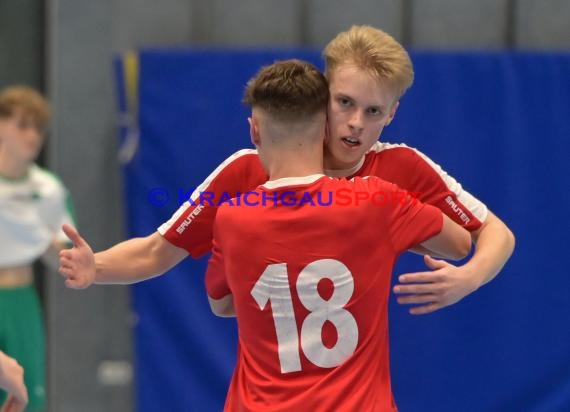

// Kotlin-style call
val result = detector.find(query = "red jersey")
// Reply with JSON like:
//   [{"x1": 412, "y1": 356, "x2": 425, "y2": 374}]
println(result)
[
  {"x1": 158, "y1": 142, "x2": 487, "y2": 258},
  {"x1": 206, "y1": 175, "x2": 443, "y2": 411}
]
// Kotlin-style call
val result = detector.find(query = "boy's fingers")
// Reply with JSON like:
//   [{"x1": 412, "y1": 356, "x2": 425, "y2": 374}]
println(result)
[{"x1": 62, "y1": 224, "x2": 84, "y2": 247}]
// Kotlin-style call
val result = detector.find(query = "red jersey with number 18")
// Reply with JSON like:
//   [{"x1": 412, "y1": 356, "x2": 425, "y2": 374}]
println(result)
[{"x1": 206, "y1": 174, "x2": 443, "y2": 412}]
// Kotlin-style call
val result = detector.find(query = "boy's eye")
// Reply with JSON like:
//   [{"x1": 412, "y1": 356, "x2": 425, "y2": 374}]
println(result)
[
  {"x1": 17, "y1": 119, "x2": 39, "y2": 131},
  {"x1": 367, "y1": 107, "x2": 382, "y2": 116},
  {"x1": 338, "y1": 97, "x2": 352, "y2": 107}
]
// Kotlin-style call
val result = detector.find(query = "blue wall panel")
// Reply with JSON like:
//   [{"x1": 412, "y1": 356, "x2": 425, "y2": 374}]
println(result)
[{"x1": 116, "y1": 50, "x2": 570, "y2": 411}]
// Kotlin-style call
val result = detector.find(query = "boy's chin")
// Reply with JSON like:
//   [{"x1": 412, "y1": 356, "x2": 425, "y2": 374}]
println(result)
[{"x1": 23, "y1": 150, "x2": 42, "y2": 163}]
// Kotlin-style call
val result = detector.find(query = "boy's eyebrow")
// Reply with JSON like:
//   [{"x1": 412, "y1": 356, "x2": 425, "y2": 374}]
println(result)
[
  {"x1": 16, "y1": 114, "x2": 45, "y2": 130},
  {"x1": 333, "y1": 92, "x2": 387, "y2": 110},
  {"x1": 332, "y1": 92, "x2": 354, "y2": 101}
]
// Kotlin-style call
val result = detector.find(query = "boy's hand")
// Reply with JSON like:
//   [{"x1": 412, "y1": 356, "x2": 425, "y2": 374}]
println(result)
[
  {"x1": 0, "y1": 351, "x2": 28, "y2": 412},
  {"x1": 58, "y1": 224, "x2": 96, "y2": 289},
  {"x1": 393, "y1": 255, "x2": 478, "y2": 315}
]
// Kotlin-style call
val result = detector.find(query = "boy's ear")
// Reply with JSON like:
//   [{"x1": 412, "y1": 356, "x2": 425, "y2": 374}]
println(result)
[{"x1": 249, "y1": 116, "x2": 261, "y2": 147}]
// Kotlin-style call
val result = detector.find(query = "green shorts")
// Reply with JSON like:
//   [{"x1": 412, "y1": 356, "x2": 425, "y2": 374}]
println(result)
[{"x1": 0, "y1": 286, "x2": 46, "y2": 411}]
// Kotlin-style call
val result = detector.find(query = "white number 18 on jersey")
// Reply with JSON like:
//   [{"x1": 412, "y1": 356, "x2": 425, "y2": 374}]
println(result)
[{"x1": 251, "y1": 259, "x2": 358, "y2": 373}]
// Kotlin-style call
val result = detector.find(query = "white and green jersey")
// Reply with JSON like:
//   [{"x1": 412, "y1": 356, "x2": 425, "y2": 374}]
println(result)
[{"x1": 0, "y1": 164, "x2": 74, "y2": 266}]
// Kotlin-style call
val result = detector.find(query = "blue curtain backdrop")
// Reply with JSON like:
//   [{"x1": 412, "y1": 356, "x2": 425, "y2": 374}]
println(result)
[{"x1": 114, "y1": 50, "x2": 570, "y2": 412}]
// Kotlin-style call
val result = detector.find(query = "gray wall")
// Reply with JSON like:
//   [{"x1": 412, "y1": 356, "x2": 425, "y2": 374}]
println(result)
[
  {"x1": 0, "y1": 0, "x2": 43, "y2": 89},
  {"x1": 46, "y1": 2, "x2": 132, "y2": 411},
  {"x1": 1, "y1": 0, "x2": 568, "y2": 411}
]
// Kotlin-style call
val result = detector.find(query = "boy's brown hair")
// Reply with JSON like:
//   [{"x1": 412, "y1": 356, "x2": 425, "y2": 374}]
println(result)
[
  {"x1": 0, "y1": 86, "x2": 51, "y2": 130},
  {"x1": 243, "y1": 59, "x2": 329, "y2": 122}
]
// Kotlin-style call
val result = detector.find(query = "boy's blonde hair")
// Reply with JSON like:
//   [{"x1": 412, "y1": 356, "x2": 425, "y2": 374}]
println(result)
[
  {"x1": 323, "y1": 25, "x2": 414, "y2": 99},
  {"x1": 0, "y1": 86, "x2": 51, "y2": 130}
]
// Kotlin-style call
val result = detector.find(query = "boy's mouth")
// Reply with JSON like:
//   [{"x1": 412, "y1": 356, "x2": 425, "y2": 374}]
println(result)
[{"x1": 341, "y1": 137, "x2": 361, "y2": 147}]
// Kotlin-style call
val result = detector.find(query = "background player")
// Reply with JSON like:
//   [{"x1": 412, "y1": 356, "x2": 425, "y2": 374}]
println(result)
[{"x1": 0, "y1": 85, "x2": 75, "y2": 411}]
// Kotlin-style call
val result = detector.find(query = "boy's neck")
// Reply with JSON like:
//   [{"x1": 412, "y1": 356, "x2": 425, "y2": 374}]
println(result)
[
  {"x1": 322, "y1": 156, "x2": 365, "y2": 178},
  {"x1": 266, "y1": 149, "x2": 323, "y2": 181},
  {"x1": 0, "y1": 151, "x2": 31, "y2": 180}
]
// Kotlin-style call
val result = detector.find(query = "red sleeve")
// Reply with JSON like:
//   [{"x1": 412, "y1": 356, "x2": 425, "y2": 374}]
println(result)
[
  {"x1": 157, "y1": 149, "x2": 267, "y2": 258},
  {"x1": 205, "y1": 222, "x2": 230, "y2": 300},
  {"x1": 388, "y1": 199, "x2": 443, "y2": 253},
  {"x1": 371, "y1": 146, "x2": 488, "y2": 231},
  {"x1": 407, "y1": 149, "x2": 486, "y2": 231},
  {"x1": 364, "y1": 177, "x2": 443, "y2": 253}
]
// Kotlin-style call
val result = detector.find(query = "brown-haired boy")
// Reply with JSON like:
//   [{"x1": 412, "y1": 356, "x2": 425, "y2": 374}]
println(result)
[{"x1": 0, "y1": 85, "x2": 75, "y2": 411}]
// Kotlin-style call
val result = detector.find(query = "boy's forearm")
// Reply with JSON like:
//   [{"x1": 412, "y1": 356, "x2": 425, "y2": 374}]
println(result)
[
  {"x1": 464, "y1": 211, "x2": 515, "y2": 288},
  {"x1": 93, "y1": 246, "x2": 151, "y2": 284},
  {"x1": 94, "y1": 234, "x2": 187, "y2": 284}
]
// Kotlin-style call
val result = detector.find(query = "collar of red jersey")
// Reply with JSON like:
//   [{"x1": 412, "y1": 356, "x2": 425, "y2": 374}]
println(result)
[
  {"x1": 262, "y1": 174, "x2": 326, "y2": 189},
  {"x1": 323, "y1": 156, "x2": 365, "y2": 178}
]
